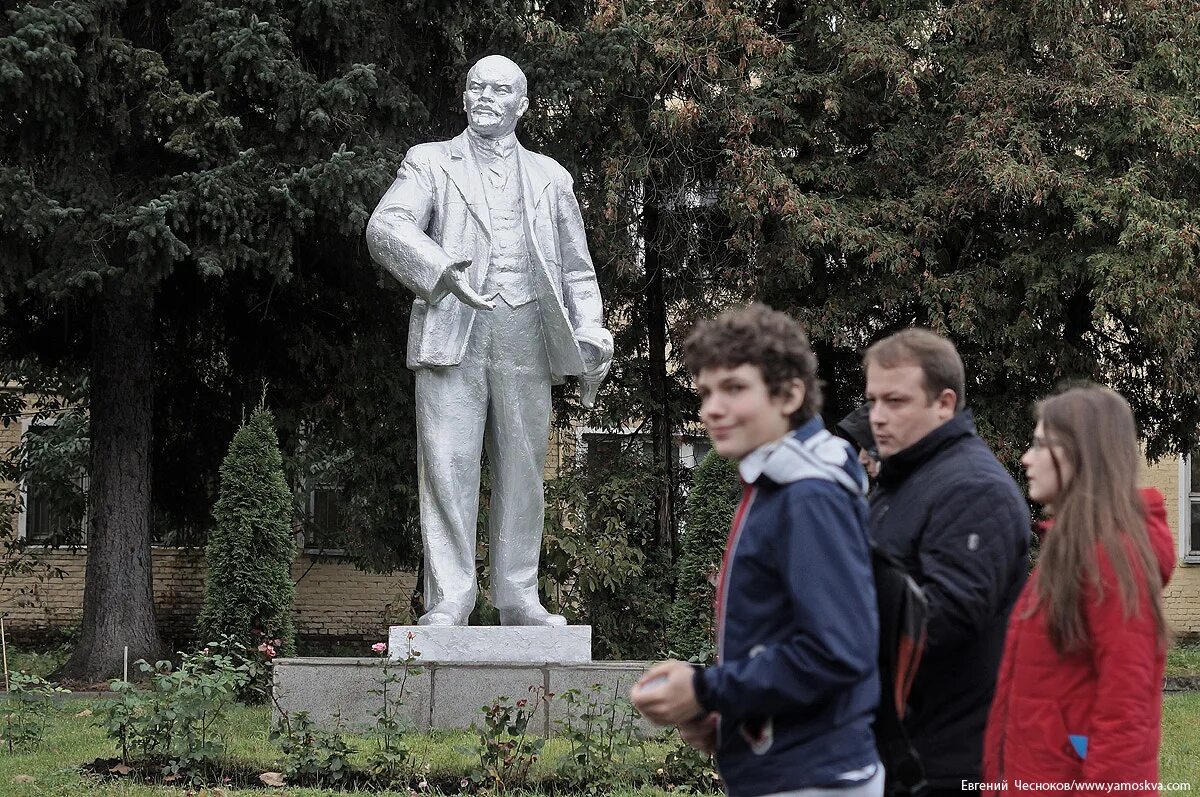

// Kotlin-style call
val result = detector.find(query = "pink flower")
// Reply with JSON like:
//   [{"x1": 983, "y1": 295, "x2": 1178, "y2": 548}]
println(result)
[
  {"x1": 201, "y1": 648, "x2": 210, "y2": 655},
  {"x1": 371, "y1": 642, "x2": 388, "y2": 654},
  {"x1": 258, "y1": 643, "x2": 277, "y2": 658}
]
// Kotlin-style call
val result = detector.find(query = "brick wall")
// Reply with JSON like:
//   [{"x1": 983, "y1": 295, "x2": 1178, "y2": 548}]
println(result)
[
  {"x1": 1, "y1": 389, "x2": 419, "y2": 642},
  {"x1": 1140, "y1": 456, "x2": 1200, "y2": 636},
  {"x1": 288, "y1": 555, "x2": 417, "y2": 640},
  {"x1": 4, "y1": 385, "x2": 1198, "y2": 639},
  {"x1": 0, "y1": 411, "x2": 19, "y2": 473},
  {"x1": 0, "y1": 547, "x2": 417, "y2": 643}
]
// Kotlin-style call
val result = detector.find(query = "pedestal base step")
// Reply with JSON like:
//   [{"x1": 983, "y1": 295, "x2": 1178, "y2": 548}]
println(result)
[{"x1": 387, "y1": 624, "x2": 591, "y2": 664}]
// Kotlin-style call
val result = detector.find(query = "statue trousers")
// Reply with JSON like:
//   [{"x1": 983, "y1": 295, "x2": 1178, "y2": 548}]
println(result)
[{"x1": 414, "y1": 299, "x2": 551, "y2": 620}]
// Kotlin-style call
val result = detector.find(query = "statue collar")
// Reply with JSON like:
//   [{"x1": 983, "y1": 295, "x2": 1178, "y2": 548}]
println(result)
[{"x1": 465, "y1": 129, "x2": 519, "y2": 163}]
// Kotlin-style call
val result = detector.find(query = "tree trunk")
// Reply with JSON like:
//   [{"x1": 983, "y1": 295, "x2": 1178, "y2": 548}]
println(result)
[
  {"x1": 643, "y1": 199, "x2": 677, "y2": 562},
  {"x1": 56, "y1": 280, "x2": 164, "y2": 684}
]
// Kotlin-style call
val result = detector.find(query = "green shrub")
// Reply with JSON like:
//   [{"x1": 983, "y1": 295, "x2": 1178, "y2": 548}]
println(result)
[
  {"x1": 102, "y1": 643, "x2": 251, "y2": 781},
  {"x1": 554, "y1": 683, "x2": 649, "y2": 786},
  {"x1": 1, "y1": 672, "x2": 68, "y2": 752},
  {"x1": 542, "y1": 442, "x2": 673, "y2": 659},
  {"x1": 659, "y1": 735, "x2": 723, "y2": 793},
  {"x1": 271, "y1": 710, "x2": 356, "y2": 787},
  {"x1": 198, "y1": 409, "x2": 296, "y2": 657},
  {"x1": 364, "y1": 642, "x2": 423, "y2": 785},
  {"x1": 471, "y1": 687, "x2": 548, "y2": 790},
  {"x1": 668, "y1": 450, "x2": 741, "y2": 661}
]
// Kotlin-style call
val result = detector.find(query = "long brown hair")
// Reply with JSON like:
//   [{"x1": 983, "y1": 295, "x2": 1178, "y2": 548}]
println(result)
[{"x1": 1032, "y1": 385, "x2": 1169, "y2": 654}]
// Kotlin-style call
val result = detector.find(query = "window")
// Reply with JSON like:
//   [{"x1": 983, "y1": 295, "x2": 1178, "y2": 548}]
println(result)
[
  {"x1": 17, "y1": 421, "x2": 88, "y2": 546},
  {"x1": 582, "y1": 431, "x2": 652, "y2": 473},
  {"x1": 578, "y1": 429, "x2": 711, "y2": 474},
  {"x1": 1183, "y1": 453, "x2": 1200, "y2": 564},
  {"x1": 22, "y1": 479, "x2": 86, "y2": 544},
  {"x1": 303, "y1": 485, "x2": 349, "y2": 553},
  {"x1": 577, "y1": 428, "x2": 714, "y2": 515},
  {"x1": 679, "y1": 439, "x2": 713, "y2": 469}
]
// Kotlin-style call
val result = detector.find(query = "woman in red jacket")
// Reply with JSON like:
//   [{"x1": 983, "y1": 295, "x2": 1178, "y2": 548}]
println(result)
[{"x1": 982, "y1": 385, "x2": 1175, "y2": 795}]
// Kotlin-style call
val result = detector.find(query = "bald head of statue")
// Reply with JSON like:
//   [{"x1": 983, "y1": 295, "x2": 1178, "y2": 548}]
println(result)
[{"x1": 463, "y1": 55, "x2": 530, "y2": 139}]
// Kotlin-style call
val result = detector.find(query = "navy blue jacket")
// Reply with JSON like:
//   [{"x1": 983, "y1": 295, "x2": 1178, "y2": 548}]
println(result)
[
  {"x1": 869, "y1": 411, "x2": 1030, "y2": 788},
  {"x1": 696, "y1": 418, "x2": 880, "y2": 797}
]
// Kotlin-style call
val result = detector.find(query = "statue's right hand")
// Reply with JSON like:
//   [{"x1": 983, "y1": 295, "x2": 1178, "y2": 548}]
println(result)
[{"x1": 441, "y1": 260, "x2": 494, "y2": 311}]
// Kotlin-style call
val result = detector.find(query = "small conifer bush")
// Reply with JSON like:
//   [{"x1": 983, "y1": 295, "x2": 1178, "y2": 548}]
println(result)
[
  {"x1": 667, "y1": 450, "x2": 740, "y2": 660},
  {"x1": 198, "y1": 409, "x2": 296, "y2": 655}
]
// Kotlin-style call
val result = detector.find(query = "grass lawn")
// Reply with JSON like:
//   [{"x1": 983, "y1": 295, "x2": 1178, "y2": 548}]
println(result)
[
  {"x1": 0, "y1": 694, "x2": 1196, "y2": 796},
  {"x1": 1162, "y1": 692, "x2": 1200, "y2": 786},
  {"x1": 1167, "y1": 638, "x2": 1200, "y2": 678},
  {"x1": 0, "y1": 700, "x2": 705, "y2": 797}
]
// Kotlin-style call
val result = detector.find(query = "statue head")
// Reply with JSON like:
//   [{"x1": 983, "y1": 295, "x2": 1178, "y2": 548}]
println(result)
[{"x1": 463, "y1": 55, "x2": 529, "y2": 139}]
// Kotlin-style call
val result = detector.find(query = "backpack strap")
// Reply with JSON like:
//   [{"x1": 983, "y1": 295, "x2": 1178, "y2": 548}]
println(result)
[{"x1": 872, "y1": 545, "x2": 930, "y2": 797}]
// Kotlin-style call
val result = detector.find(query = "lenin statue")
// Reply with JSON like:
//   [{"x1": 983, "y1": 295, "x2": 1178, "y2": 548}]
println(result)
[{"x1": 366, "y1": 55, "x2": 612, "y2": 627}]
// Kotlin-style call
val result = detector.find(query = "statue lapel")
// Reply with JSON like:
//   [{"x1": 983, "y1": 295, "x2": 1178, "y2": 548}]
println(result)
[
  {"x1": 444, "y1": 132, "x2": 491, "y2": 238},
  {"x1": 517, "y1": 144, "x2": 554, "y2": 268},
  {"x1": 517, "y1": 142, "x2": 585, "y2": 376},
  {"x1": 518, "y1": 145, "x2": 553, "y2": 218}
]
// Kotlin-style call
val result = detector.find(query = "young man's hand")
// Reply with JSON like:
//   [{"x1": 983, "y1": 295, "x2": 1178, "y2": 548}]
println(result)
[
  {"x1": 630, "y1": 659, "x2": 703, "y2": 726},
  {"x1": 678, "y1": 712, "x2": 718, "y2": 755}
]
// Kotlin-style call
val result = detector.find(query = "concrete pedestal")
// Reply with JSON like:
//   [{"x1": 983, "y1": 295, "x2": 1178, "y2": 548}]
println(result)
[
  {"x1": 272, "y1": 658, "x2": 651, "y2": 733},
  {"x1": 271, "y1": 626, "x2": 645, "y2": 733},
  {"x1": 388, "y1": 624, "x2": 592, "y2": 664}
]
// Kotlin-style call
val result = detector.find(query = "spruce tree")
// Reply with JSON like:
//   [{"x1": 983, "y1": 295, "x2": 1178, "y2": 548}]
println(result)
[
  {"x1": 199, "y1": 409, "x2": 295, "y2": 654},
  {"x1": 667, "y1": 450, "x2": 741, "y2": 661},
  {"x1": 1, "y1": 0, "x2": 510, "y2": 679}
]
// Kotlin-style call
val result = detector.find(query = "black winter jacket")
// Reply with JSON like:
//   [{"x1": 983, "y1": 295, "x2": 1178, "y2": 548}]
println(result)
[{"x1": 869, "y1": 411, "x2": 1030, "y2": 789}]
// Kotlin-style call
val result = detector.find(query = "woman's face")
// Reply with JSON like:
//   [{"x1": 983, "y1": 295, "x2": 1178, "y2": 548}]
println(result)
[{"x1": 1021, "y1": 420, "x2": 1073, "y2": 508}]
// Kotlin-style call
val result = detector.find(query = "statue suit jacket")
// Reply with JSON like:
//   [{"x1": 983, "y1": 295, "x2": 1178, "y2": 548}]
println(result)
[{"x1": 366, "y1": 131, "x2": 604, "y2": 381}]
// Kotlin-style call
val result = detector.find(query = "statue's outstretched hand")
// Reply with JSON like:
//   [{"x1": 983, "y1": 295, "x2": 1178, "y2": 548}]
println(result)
[{"x1": 441, "y1": 260, "x2": 494, "y2": 310}]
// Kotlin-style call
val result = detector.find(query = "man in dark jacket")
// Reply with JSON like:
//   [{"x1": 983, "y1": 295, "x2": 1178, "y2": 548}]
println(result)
[{"x1": 864, "y1": 329, "x2": 1029, "y2": 796}]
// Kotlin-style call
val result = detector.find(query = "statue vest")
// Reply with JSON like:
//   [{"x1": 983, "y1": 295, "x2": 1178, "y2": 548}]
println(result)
[{"x1": 480, "y1": 159, "x2": 536, "y2": 308}]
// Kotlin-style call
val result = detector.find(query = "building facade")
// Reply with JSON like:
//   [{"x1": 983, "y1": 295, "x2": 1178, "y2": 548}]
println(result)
[{"x1": 3, "y1": 390, "x2": 1198, "y2": 640}]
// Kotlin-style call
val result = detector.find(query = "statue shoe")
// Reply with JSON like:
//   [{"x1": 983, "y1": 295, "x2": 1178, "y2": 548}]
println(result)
[
  {"x1": 418, "y1": 605, "x2": 469, "y2": 626},
  {"x1": 499, "y1": 604, "x2": 568, "y2": 627}
]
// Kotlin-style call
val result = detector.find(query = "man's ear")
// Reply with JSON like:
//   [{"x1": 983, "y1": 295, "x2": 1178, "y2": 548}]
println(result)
[
  {"x1": 517, "y1": 95, "x2": 529, "y2": 118},
  {"x1": 935, "y1": 388, "x2": 957, "y2": 419}
]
